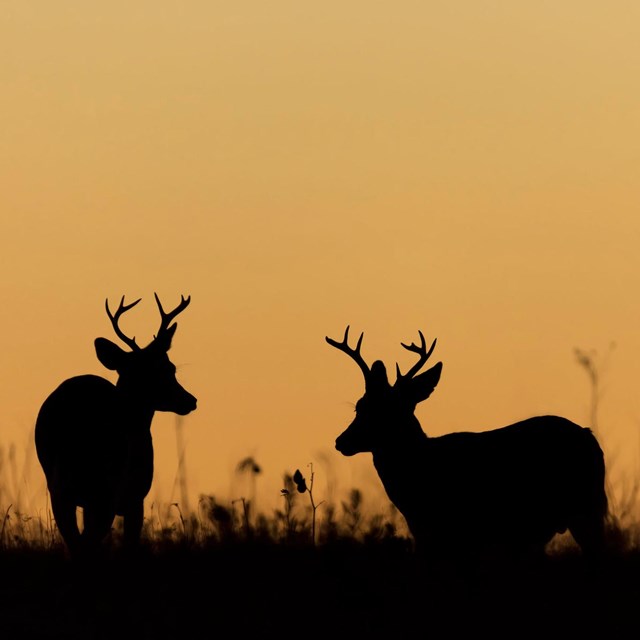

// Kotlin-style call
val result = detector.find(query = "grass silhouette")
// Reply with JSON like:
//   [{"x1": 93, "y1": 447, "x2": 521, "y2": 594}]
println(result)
[{"x1": 1, "y1": 472, "x2": 640, "y2": 639}]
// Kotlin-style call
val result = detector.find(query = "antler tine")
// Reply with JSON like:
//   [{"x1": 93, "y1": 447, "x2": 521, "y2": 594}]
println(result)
[
  {"x1": 105, "y1": 295, "x2": 142, "y2": 351},
  {"x1": 154, "y1": 292, "x2": 191, "y2": 336},
  {"x1": 325, "y1": 325, "x2": 370, "y2": 380},
  {"x1": 396, "y1": 330, "x2": 437, "y2": 382}
]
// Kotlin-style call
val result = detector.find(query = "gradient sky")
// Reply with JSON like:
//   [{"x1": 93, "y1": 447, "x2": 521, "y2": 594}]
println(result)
[{"x1": 2, "y1": 2, "x2": 639, "y2": 519}]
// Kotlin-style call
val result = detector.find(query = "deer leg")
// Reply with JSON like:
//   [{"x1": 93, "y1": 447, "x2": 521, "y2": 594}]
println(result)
[
  {"x1": 569, "y1": 514, "x2": 606, "y2": 559},
  {"x1": 123, "y1": 500, "x2": 144, "y2": 550},
  {"x1": 82, "y1": 504, "x2": 115, "y2": 553},
  {"x1": 50, "y1": 492, "x2": 82, "y2": 556}
]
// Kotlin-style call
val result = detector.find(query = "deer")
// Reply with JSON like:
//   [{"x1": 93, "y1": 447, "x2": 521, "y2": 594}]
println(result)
[
  {"x1": 326, "y1": 327, "x2": 608, "y2": 566},
  {"x1": 35, "y1": 294, "x2": 197, "y2": 557}
]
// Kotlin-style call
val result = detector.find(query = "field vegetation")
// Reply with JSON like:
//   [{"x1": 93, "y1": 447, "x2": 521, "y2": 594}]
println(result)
[{"x1": 1, "y1": 459, "x2": 640, "y2": 639}]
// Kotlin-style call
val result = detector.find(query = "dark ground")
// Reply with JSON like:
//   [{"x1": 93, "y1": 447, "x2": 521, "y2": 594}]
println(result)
[{"x1": 1, "y1": 540, "x2": 639, "y2": 639}]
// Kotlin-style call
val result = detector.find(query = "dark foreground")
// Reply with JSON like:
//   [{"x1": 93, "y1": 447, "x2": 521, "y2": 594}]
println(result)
[{"x1": 1, "y1": 540, "x2": 639, "y2": 639}]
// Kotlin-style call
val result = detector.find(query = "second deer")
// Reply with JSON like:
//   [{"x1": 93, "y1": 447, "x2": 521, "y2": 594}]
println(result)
[{"x1": 326, "y1": 327, "x2": 608, "y2": 564}]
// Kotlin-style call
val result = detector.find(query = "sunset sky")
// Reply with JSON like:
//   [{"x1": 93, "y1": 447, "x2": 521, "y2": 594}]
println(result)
[{"x1": 2, "y1": 2, "x2": 639, "y2": 519}]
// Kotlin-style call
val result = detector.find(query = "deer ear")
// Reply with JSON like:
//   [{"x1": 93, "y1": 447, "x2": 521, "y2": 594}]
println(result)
[
  {"x1": 409, "y1": 362, "x2": 442, "y2": 404},
  {"x1": 95, "y1": 338, "x2": 128, "y2": 371}
]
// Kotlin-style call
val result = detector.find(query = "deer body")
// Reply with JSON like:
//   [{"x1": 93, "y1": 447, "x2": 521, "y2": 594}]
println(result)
[
  {"x1": 37, "y1": 376, "x2": 154, "y2": 519},
  {"x1": 372, "y1": 416, "x2": 606, "y2": 556},
  {"x1": 327, "y1": 328, "x2": 607, "y2": 561},
  {"x1": 35, "y1": 295, "x2": 197, "y2": 556}
]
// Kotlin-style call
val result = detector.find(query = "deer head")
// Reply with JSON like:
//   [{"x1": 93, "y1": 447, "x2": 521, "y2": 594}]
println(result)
[
  {"x1": 97, "y1": 293, "x2": 197, "y2": 415},
  {"x1": 326, "y1": 327, "x2": 442, "y2": 455}
]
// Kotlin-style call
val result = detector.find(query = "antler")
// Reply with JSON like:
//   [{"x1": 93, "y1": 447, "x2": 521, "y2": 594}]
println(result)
[
  {"x1": 154, "y1": 293, "x2": 191, "y2": 338},
  {"x1": 325, "y1": 326, "x2": 370, "y2": 380},
  {"x1": 395, "y1": 330, "x2": 437, "y2": 382},
  {"x1": 105, "y1": 296, "x2": 142, "y2": 351}
]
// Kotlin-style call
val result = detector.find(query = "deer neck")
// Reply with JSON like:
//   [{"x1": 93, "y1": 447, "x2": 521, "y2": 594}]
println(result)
[
  {"x1": 372, "y1": 430, "x2": 428, "y2": 469},
  {"x1": 115, "y1": 383, "x2": 155, "y2": 432},
  {"x1": 371, "y1": 416, "x2": 428, "y2": 508}
]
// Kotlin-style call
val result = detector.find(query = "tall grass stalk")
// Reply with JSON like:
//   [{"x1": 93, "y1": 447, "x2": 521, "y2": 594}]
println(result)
[{"x1": 293, "y1": 463, "x2": 325, "y2": 545}]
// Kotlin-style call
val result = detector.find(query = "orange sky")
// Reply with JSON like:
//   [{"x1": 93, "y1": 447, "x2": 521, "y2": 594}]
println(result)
[{"x1": 2, "y1": 2, "x2": 639, "y2": 520}]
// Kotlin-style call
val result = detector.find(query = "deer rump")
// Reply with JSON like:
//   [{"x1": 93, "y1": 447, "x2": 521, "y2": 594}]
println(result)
[
  {"x1": 35, "y1": 375, "x2": 153, "y2": 517},
  {"x1": 380, "y1": 416, "x2": 607, "y2": 554}
]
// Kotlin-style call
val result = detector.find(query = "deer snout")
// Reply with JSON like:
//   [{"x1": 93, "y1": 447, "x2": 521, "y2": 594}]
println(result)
[
  {"x1": 176, "y1": 391, "x2": 197, "y2": 415},
  {"x1": 335, "y1": 433, "x2": 357, "y2": 457}
]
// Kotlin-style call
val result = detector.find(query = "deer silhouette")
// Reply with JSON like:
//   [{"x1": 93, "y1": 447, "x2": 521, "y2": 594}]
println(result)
[
  {"x1": 35, "y1": 294, "x2": 197, "y2": 556},
  {"x1": 326, "y1": 327, "x2": 608, "y2": 564}
]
